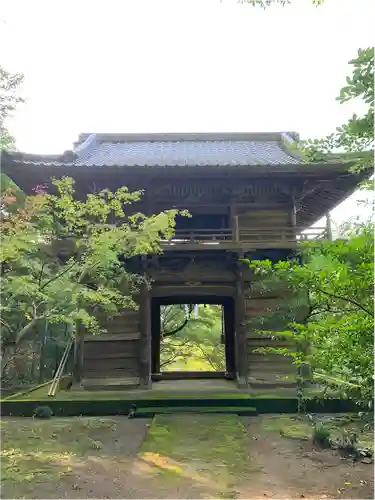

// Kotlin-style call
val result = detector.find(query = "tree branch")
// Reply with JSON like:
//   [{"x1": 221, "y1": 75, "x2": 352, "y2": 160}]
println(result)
[
  {"x1": 162, "y1": 318, "x2": 189, "y2": 338},
  {"x1": 0, "y1": 317, "x2": 12, "y2": 332},
  {"x1": 15, "y1": 317, "x2": 43, "y2": 344},
  {"x1": 316, "y1": 287, "x2": 373, "y2": 316},
  {"x1": 38, "y1": 261, "x2": 46, "y2": 288},
  {"x1": 162, "y1": 304, "x2": 194, "y2": 337},
  {"x1": 193, "y1": 342, "x2": 219, "y2": 371},
  {"x1": 40, "y1": 260, "x2": 78, "y2": 291}
]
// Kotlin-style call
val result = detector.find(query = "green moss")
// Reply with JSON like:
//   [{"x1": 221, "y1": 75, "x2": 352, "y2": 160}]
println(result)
[
  {"x1": 2, "y1": 381, "x2": 52, "y2": 401},
  {"x1": 11, "y1": 387, "x2": 251, "y2": 401},
  {"x1": 248, "y1": 386, "x2": 332, "y2": 399},
  {"x1": 1, "y1": 417, "x2": 118, "y2": 486},
  {"x1": 260, "y1": 415, "x2": 313, "y2": 438},
  {"x1": 259, "y1": 413, "x2": 374, "y2": 451},
  {"x1": 141, "y1": 414, "x2": 253, "y2": 478},
  {"x1": 136, "y1": 406, "x2": 257, "y2": 415}
]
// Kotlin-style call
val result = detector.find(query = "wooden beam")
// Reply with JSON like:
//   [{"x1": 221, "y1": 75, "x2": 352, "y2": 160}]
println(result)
[
  {"x1": 84, "y1": 332, "x2": 140, "y2": 341},
  {"x1": 73, "y1": 324, "x2": 84, "y2": 387}
]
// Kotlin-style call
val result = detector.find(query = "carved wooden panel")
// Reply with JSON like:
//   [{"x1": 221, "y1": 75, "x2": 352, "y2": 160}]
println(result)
[
  {"x1": 151, "y1": 179, "x2": 295, "y2": 206},
  {"x1": 148, "y1": 254, "x2": 236, "y2": 283}
]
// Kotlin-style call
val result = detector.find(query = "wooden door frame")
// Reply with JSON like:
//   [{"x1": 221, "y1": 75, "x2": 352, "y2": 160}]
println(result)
[{"x1": 150, "y1": 295, "x2": 236, "y2": 380}]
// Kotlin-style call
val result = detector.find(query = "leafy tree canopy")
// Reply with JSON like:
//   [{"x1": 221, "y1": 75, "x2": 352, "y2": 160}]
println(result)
[
  {"x1": 246, "y1": 219, "x2": 374, "y2": 403},
  {"x1": 160, "y1": 304, "x2": 225, "y2": 371},
  {"x1": 0, "y1": 65, "x2": 26, "y2": 204},
  {"x1": 300, "y1": 47, "x2": 374, "y2": 182},
  {"x1": 0, "y1": 177, "x2": 182, "y2": 373},
  {"x1": 0, "y1": 66, "x2": 24, "y2": 150}
]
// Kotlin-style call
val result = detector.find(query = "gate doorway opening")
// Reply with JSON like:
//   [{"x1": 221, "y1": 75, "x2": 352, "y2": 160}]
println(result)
[{"x1": 151, "y1": 296, "x2": 235, "y2": 381}]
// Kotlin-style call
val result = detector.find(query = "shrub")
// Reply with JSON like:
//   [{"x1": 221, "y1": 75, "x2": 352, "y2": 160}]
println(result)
[
  {"x1": 336, "y1": 429, "x2": 358, "y2": 456},
  {"x1": 33, "y1": 405, "x2": 53, "y2": 419},
  {"x1": 312, "y1": 423, "x2": 331, "y2": 447}
]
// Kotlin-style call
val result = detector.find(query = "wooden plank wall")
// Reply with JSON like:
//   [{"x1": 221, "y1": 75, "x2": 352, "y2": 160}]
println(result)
[
  {"x1": 244, "y1": 281, "x2": 296, "y2": 387},
  {"x1": 236, "y1": 206, "x2": 292, "y2": 242},
  {"x1": 83, "y1": 309, "x2": 141, "y2": 381}
]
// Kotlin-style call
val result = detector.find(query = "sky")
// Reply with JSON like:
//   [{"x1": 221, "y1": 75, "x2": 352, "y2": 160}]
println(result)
[{"x1": 1, "y1": 0, "x2": 374, "y2": 226}]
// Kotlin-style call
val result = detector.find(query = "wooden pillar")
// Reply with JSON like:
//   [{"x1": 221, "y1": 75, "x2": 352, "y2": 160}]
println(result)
[
  {"x1": 224, "y1": 298, "x2": 235, "y2": 377},
  {"x1": 230, "y1": 202, "x2": 239, "y2": 242},
  {"x1": 290, "y1": 196, "x2": 297, "y2": 242},
  {"x1": 235, "y1": 258, "x2": 248, "y2": 388},
  {"x1": 73, "y1": 324, "x2": 84, "y2": 388},
  {"x1": 234, "y1": 216, "x2": 239, "y2": 242},
  {"x1": 139, "y1": 255, "x2": 152, "y2": 388},
  {"x1": 151, "y1": 302, "x2": 161, "y2": 375}
]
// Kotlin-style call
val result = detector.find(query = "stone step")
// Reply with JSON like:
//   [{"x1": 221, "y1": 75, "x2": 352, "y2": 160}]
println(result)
[{"x1": 134, "y1": 406, "x2": 258, "y2": 418}]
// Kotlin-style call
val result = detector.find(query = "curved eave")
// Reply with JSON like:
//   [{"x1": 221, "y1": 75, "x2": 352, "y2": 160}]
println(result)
[
  {"x1": 296, "y1": 168, "x2": 371, "y2": 227},
  {"x1": 1, "y1": 155, "x2": 356, "y2": 187},
  {"x1": 1, "y1": 153, "x2": 371, "y2": 228}
]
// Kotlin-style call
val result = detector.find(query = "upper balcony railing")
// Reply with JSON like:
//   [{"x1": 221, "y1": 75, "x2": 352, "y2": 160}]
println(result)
[{"x1": 160, "y1": 226, "x2": 328, "y2": 250}]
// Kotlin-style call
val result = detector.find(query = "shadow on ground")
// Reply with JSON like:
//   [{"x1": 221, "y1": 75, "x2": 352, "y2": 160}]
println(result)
[{"x1": 1, "y1": 414, "x2": 373, "y2": 499}]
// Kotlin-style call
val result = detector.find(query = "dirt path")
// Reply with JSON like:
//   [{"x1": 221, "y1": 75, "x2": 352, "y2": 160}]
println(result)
[
  {"x1": 1, "y1": 415, "x2": 373, "y2": 499},
  {"x1": 240, "y1": 417, "x2": 374, "y2": 499}
]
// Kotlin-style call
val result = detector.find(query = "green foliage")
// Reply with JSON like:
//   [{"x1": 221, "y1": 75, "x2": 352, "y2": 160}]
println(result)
[
  {"x1": 160, "y1": 304, "x2": 225, "y2": 371},
  {"x1": 300, "y1": 47, "x2": 374, "y2": 187},
  {"x1": 0, "y1": 66, "x2": 24, "y2": 150},
  {"x1": 335, "y1": 428, "x2": 359, "y2": 455},
  {"x1": 312, "y1": 422, "x2": 331, "y2": 447},
  {"x1": 0, "y1": 66, "x2": 26, "y2": 206},
  {"x1": 243, "y1": 48, "x2": 374, "y2": 407},
  {"x1": 1, "y1": 177, "x2": 181, "y2": 373},
  {"x1": 245, "y1": 219, "x2": 374, "y2": 404},
  {"x1": 33, "y1": 406, "x2": 53, "y2": 419}
]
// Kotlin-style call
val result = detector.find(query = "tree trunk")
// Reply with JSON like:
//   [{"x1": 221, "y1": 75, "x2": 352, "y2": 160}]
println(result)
[
  {"x1": 0, "y1": 346, "x2": 14, "y2": 377},
  {"x1": 15, "y1": 317, "x2": 40, "y2": 344},
  {"x1": 38, "y1": 320, "x2": 48, "y2": 383},
  {"x1": 1, "y1": 317, "x2": 42, "y2": 378},
  {"x1": 30, "y1": 340, "x2": 39, "y2": 382}
]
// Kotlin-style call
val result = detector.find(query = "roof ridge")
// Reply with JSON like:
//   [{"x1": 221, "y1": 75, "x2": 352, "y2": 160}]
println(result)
[
  {"x1": 280, "y1": 132, "x2": 303, "y2": 161},
  {"x1": 74, "y1": 131, "x2": 300, "y2": 146},
  {"x1": 72, "y1": 133, "x2": 97, "y2": 158}
]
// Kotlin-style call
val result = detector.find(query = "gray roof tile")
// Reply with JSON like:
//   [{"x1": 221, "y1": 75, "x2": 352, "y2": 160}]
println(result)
[
  {"x1": 73, "y1": 137, "x2": 300, "y2": 167},
  {"x1": 3, "y1": 133, "x2": 302, "y2": 167}
]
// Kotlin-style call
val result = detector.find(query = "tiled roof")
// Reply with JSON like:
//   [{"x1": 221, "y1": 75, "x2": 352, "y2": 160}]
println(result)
[
  {"x1": 75, "y1": 134, "x2": 300, "y2": 167},
  {"x1": 3, "y1": 132, "x2": 302, "y2": 167}
]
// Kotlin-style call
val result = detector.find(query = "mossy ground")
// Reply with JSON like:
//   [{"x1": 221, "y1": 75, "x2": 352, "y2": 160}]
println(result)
[
  {"x1": 0, "y1": 413, "x2": 373, "y2": 499},
  {"x1": 258, "y1": 413, "x2": 374, "y2": 450},
  {"x1": 139, "y1": 414, "x2": 255, "y2": 498},
  {"x1": 1, "y1": 417, "x2": 119, "y2": 485},
  {"x1": 5, "y1": 388, "x2": 251, "y2": 401},
  {"x1": 4, "y1": 379, "x2": 326, "y2": 402}
]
